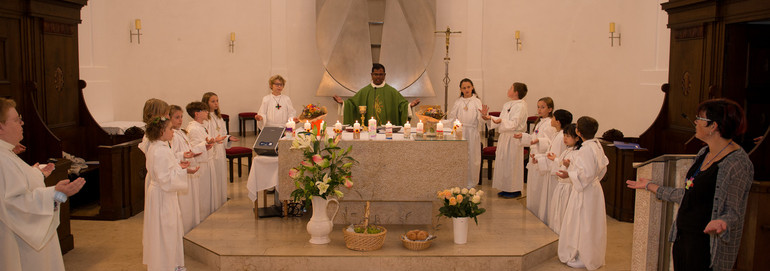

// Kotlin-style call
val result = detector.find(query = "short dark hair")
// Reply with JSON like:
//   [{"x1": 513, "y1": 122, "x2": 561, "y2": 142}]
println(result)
[
  {"x1": 458, "y1": 78, "x2": 477, "y2": 97},
  {"x1": 145, "y1": 116, "x2": 170, "y2": 142},
  {"x1": 372, "y1": 63, "x2": 385, "y2": 73},
  {"x1": 696, "y1": 98, "x2": 747, "y2": 139},
  {"x1": 577, "y1": 116, "x2": 599, "y2": 140},
  {"x1": 186, "y1": 102, "x2": 209, "y2": 118},
  {"x1": 553, "y1": 109, "x2": 573, "y2": 130},
  {"x1": 513, "y1": 82, "x2": 528, "y2": 99},
  {"x1": 564, "y1": 123, "x2": 583, "y2": 149}
]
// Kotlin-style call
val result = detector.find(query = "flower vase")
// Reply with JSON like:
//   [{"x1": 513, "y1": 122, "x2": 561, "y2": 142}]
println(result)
[
  {"x1": 452, "y1": 217, "x2": 470, "y2": 244},
  {"x1": 424, "y1": 121, "x2": 438, "y2": 137},
  {"x1": 307, "y1": 196, "x2": 339, "y2": 244}
]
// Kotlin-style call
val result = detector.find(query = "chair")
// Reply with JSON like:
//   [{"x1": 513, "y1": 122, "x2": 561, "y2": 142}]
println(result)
[
  {"x1": 479, "y1": 112, "x2": 500, "y2": 184},
  {"x1": 526, "y1": 116, "x2": 538, "y2": 133},
  {"x1": 238, "y1": 112, "x2": 258, "y2": 137},
  {"x1": 221, "y1": 114, "x2": 230, "y2": 135},
  {"x1": 226, "y1": 146, "x2": 253, "y2": 183}
]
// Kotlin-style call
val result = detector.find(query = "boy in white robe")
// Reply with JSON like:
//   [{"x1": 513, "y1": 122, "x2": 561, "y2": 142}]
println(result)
[
  {"x1": 0, "y1": 99, "x2": 85, "y2": 271},
  {"x1": 443, "y1": 78, "x2": 485, "y2": 188},
  {"x1": 547, "y1": 122, "x2": 580, "y2": 234},
  {"x1": 169, "y1": 105, "x2": 204, "y2": 233},
  {"x1": 556, "y1": 116, "x2": 608, "y2": 270},
  {"x1": 186, "y1": 102, "x2": 218, "y2": 219},
  {"x1": 202, "y1": 93, "x2": 237, "y2": 209},
  {"x1": 482, "y1": 82, "x2": 529, "y2": 198},
  {"x1": 142, "y1": 116, "x2": 198, "y2": 271},
  {"x1": 525, "y1": 97, "x2": 557, "y2": 220},
  {"x1": 255, "y1": 75, "x2": 298, "y2": 130}
]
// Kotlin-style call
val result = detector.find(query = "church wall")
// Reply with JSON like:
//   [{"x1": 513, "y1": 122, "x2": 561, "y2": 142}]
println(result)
[{"x1": 79, "y1": 0, "x2": 668, "y2": 137}]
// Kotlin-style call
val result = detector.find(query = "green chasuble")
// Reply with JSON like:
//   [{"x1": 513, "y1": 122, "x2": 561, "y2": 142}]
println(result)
[{"x1": 342, "y1": 83, "x2": 410, "y2": 126}]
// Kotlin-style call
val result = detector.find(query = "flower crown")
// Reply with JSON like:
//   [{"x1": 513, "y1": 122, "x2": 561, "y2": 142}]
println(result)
[{"x1": 150, "y1": 116, "x2": 168, "y2": 124}]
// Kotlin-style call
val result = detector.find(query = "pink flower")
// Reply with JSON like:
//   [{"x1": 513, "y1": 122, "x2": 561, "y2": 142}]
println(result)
[
  {"x1": 300, "y1": 160, "x2": 313, "y2": 167},
  {"x1": 344, "y1": 178, "x2": 353, "y2": 188},
  {"x1": 288, "y1": 168, "x2": 299, "y2": 179},
  {"x1": 312, "y1": 154, "x2": 323, "y2": 164}
]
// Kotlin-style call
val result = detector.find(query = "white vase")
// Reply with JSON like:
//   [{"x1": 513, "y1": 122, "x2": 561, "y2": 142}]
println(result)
[
  {"x1": 307, "y1": 196, "x2": 339, "y2": 244},
  {"x1": 453, "y1": 217, "x2": 470, "y2": 244}
]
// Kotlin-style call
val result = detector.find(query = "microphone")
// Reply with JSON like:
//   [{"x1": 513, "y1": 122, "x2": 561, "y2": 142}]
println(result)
[{"x1": 681, "y1": 113, "x2": 696, "y2": 145}]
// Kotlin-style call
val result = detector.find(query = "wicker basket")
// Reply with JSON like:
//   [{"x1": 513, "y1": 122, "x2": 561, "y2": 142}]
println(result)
[
  {"x1": 400, "y1": 235, "x2": 434, "y2": 251},
  {"x1": 343, "y1": 226, "x2": 388, "y2": 251}
]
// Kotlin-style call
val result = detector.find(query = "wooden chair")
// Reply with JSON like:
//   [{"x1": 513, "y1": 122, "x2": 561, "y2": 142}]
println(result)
[
  {"x1": 221, "y1": 114, "x2": 230, "y2": 135},
  {"x1": 238, "y1": 112, "x2": 259, "y2": 137},
  {"x1": 225, "y1": 146, "x2": 253, "y2": 182}
]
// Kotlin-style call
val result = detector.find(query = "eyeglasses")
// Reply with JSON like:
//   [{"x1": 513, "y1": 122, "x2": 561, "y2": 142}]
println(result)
[
  {"x1": 272, "y1": 83, "x2": 284, "y2": 87},
  {"x1": 695, "y1": 116, "x2": 711, "y2": 122}
]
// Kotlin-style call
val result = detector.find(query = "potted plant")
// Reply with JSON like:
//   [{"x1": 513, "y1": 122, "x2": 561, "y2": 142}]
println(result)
[{"x1": 437, "y1": 187, "x2": 486, "y2": 244}]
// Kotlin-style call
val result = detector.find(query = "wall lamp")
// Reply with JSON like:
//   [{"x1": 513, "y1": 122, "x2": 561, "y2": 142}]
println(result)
[
  {"x1": 609, "y1": 22, "x2": 621, "y2": 47},
  {"x1": 130, "y1": 19, "x2": 142, "y2": 44}
]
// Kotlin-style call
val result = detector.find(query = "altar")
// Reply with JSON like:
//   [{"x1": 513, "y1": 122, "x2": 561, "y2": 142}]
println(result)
[{"x1": 277, "y1": 131, "x2": 469, "y2": 224}]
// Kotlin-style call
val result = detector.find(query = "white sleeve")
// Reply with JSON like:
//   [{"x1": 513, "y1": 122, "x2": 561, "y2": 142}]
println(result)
[
  {"x1": 153, "y1": 148, "x2": 188, "y2": 192},
  {"x1": 566, "y1": 148, "x2": 596, "y2": 192},
  {"x1": 257, "y1": 96, "x2": 269, "y2": 130}
]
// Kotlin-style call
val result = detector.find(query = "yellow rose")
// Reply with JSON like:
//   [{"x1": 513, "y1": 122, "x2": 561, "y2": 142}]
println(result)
[{"x1": 449, "y1": 197, "x2": 457, "y2": 206}]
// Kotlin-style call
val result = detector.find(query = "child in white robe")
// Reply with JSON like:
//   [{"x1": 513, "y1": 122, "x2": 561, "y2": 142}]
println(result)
[
  {"x1": 169, "y1": 105, "x2": 203, "y2": 233},
  {"x1": 482, "y1": 82, "x2": 529, "y2": 198},
  {"x1": 525, "y1": 97, "x2": 557, "y2": 221},
  {"x1": 547, "y1": 122, "x2": 580, "y2": 234},
  {"x1": 443, "y1": 78, "x2": 485, "y2": 188},
  {"x1": 138, "y1": 98, "x2": 170, "y2": 191},
  {"x1": 186, "y1": 102, "x2": 218, "y2": 219},
  {"x1": 142, "y1": 116, "x2": 198, "y2": 271},
  {"x1": 202, "y1": 92, "x2": 238, "y2": 209},
  {"x1": 556, "y1": 116, "x2": 608, "y2": 270},
  {"x1": 255, "y1": 75, "x2": 298, "y2": 130}
]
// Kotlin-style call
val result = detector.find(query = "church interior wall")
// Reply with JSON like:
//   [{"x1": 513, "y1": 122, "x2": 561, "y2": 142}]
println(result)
[{"x1": 78, "y1": 0, "x2": 669, "y2": 137}]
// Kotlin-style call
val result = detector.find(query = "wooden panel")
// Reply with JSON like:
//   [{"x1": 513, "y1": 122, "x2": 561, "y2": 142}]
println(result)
[
  {"x1": 601, "y1": 141, "x2": 648, "y2": 222},
  {"x1": 0, "y1": 17, "x2": 22, "y2": 100},
  {"x1": 96, "y1": 139, "x2": 147, "y2": 220},
  {"x1": 42, "y1": 21, "x2": 79, "y2": 128}
]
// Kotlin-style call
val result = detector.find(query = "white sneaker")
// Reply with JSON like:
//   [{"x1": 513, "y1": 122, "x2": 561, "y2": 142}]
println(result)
[{"x1": 566, "y1": 258, "x2": 585, "y2": 269}]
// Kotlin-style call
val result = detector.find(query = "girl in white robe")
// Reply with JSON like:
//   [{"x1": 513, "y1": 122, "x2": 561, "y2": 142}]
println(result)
[
  {"x1": 443, "y1": 78, "x2": 485, "y2": 188},
  {"x1": 142, "y1": 117, "x2": 197, "y2": 271},
  {"x1": 537, "y1": 109, "x2": 572, "y2": 228},
  {"x1": 557, "y1": 117, "x2": 608, "y2": 270},
  {"x1": 186, "y1": 102, "x2": 218, "y2": 219},
  {"x1": 484, "y1": 82, "x2": 529, "y2": 198},
  {"x1": 525, "y1": 97, "x2": 557, "y2": 221},
  {"x1": 169, "y1": 106, "x2": 203, "y2": 233},
  {"x1": 202, "y1": 92, "x2": 237, "y2": 209},
  {"x1": 255, "y1": 75, "x2": 298, "y2": 130},
  {"x1": 547, "y1": 123, "x2": 580, "y2": 234}
]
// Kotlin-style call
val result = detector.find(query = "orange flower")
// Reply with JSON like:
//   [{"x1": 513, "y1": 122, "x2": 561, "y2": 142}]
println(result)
[
  {"x1": 456, "y1": 194, "x2": 463, "y2": 203},
  {"x1": 449, "y1": 197, "x2": 457, "y2": 206}
]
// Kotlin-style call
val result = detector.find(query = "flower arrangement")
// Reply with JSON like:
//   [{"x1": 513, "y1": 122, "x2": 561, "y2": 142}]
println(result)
[
  {"x1": 437, "y1": 187, "x2": 486, "y2": 224},
  {"x1": 289, "y1": 132, "x2": 357, "y2": 201},
  {"x1": 299, "y1": 104, "x2": 328, "y2": 120},
  {"x1": 416, "y1": 106, "x2": 445, "y2": 122}
]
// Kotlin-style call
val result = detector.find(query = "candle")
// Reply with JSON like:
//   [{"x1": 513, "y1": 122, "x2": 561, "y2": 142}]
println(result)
[
  {"x1": 304, "y1": 120, "x2": 311, "y2": 131},
  {"x1": 436, "y1": 121, "x2": 444, "y2": 133},
  {"x1": 353, "y1": 120, "x2": 361, "y2": 139},
  {"x1": 609, "y1": 22, "x2": 615, "y2": 33},
  {"x1": 230, "y1": 32, "x2": 236, "y2": 41},
  {"x1": 453, "y1": 120, "x2": 463, "y2": 139},
  {"x1": 368, "y1": 117, "x2": 377, "y2": 138},
  {"x1": 285, "y1": 118, "x2": 295, "y2": 137},
  {"x1": 515, "y1": 30, "x2": 520, "y2": 39},
  {"x1": 403, "y1": 121, "x2": 411, "y2": 139},
  {"x1": 135, "y1": 19, "x2": 142, "y2": 30},
  {"x1": 416, "y1": 120, "x2": 424, "y2": 133},
  {"x1": 385, "y1": 121, "x2": 393, "y2": 139}
]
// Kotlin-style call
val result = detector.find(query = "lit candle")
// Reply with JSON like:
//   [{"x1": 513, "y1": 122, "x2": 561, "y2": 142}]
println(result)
[
  {"x1": 436, "y1": 121, "x2": 444, "y2": 133},
  {"x1": 368, "y1": 117, "x2": 377, "y2": 138},
  {"x1": 334, "y1": 120, "x2": 342, "y2": 134},
  {"x1": 230, "y1": 32, "x2": 236, "y2": 41},
  {"x1": 454, "y1": 120, "x2": 463, "y2": 139},
  {"x1": 403, "y1": 121, "x2": 411, "y2": 138},
  {"x1": 515, "y1": 30, "x2": 520, "y2": 39},
  {"x1": 416, "y1": 120, "x2": 424, "y2": 133},
  {"x1": 135, "y1": 19, "x2": 142, "y2": 30},
  {"x1": 385, "y1": 121, "x2": 393, "y2": 139},
  {"x1": 304, "y1": 120, "x2": 311, "y2": 131},
  {"x1": 609, "y1": 22, "x2": 615, "y2": 33},
  {"x1": 286, "y1": 118, "x2": 295, "y2": 130},
  {"x1": 353, "y1": 121, "x2": 361, "y2": 139}
]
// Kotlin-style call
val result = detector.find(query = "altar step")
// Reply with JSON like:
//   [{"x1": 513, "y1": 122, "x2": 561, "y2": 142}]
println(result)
[{"x1": 183, "y1": 191, "x2": 559, "y2": 270}]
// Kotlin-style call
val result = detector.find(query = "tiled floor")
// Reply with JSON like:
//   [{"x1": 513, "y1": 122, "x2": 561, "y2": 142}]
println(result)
[{"x1": 62, "y1": 133, "x2": 632, "y2": 270}]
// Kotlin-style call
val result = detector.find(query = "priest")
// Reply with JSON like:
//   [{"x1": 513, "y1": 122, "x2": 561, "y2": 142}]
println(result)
[
  {"x1": 333, "y1": 63, "x2": 420, "y2": 126},
  {"x1": 0, "y1": 98, "x2": 86, "y2": 270}
]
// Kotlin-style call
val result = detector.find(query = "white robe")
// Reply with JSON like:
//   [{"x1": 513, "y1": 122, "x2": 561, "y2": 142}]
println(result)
[
  {"x1": 143, "y1": 140, "x2": 188, "y2": 271},
  {"x1": 257, "y1": 94, "x2": 297, "y2": 130},
  {"x1": 444, "y1": 96, "x2": 484, "y2": 188},
  {"x1": 170, "y1": 129, "x2": 202, "y2": 233},
  {"x1": 547, "y1": 146, "x2": 575, "y2": 234},
  {"x1": 525, "y1": 118, "x2": 557, "y2": 221},
  {"x1": 187, "y1": 121, "x2": 218, "y2": 219},
  {"x1": 0, "y1": 139, "x2": 64, "y2": 271},
  {"x1": 558, "y1": 139, "x2": 608, "y2": 270},
  {"x1": 206, "y1": 113, "x2": 231, "y2": 209},
  {"x1": 541, "y1": 131, "x2": 567, "y2": 228},
  {"x1": 488, "y1": 99, "x2": 528, "y2": 192}
]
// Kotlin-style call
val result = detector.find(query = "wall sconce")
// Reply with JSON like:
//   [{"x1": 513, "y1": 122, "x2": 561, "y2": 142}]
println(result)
[
  {"x1": 229, "y1": 32, "x2": 235, "y2": 53},
  {"x1": 609, "y1": 22, "x2": 621, "y2": 47},
  {"x1": 130, "y1": 19, "x2": 142, "y2": 44},
  {"x1": 514, "y1": 30, "x2": 522, "y2": 51}
]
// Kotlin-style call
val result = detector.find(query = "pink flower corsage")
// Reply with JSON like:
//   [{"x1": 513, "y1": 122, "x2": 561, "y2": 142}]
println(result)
[{"x1": 685, "y1": 177, "x2": 694, "y2": 190}]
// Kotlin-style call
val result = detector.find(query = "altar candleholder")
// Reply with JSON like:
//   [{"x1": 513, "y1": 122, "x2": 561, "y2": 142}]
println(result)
[
  {"x1": 229, "y1": 32, "x2": 236, "y2": 53},
  {"x1": 609, "y1": 22, "x2": 621, "y2": 47},
  {"x1": 130, "y1": 19, "x2": 142, "y2": 44}
]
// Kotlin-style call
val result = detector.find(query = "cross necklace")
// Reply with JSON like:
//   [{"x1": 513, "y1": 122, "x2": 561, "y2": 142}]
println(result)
[{"x1": 272, "y1": 95, "x2": 282, "y2": 109}]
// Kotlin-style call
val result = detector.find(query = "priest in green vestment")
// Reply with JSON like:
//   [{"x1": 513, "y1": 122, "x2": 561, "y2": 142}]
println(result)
[{"x1": 333, "y1": 63, "x2": 420, "y2": 126}]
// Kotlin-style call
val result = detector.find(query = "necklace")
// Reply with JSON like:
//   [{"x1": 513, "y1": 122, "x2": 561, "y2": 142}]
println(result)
[
  {"x1": 686, "y1": 140, "x2": 733, "y2": 190},
  {"x1": 272, "y1": 95, "x2": 282, "y2": 109},
  {"x1": 701, "y1": 141, "x2": 733, "y2": 170},
  {"x1": 462, "y1": 98, "x2": 471, "y2": 111}
]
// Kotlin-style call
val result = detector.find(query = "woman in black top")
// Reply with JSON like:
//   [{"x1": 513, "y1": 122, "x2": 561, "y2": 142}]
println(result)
[{"x1": 627, "y1": 99, "x2": 754, "y2": 271}]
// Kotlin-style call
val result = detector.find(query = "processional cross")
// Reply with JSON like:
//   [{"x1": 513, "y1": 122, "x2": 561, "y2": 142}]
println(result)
[{"x1": 435, "y1": 26, "x2": 461, "y2": 113}]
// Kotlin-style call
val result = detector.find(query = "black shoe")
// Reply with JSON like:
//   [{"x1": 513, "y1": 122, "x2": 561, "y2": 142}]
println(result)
[
  {"x1": 497, "y1": 191, "x2": 505, "y2": 197},
  {"x1": 510, "y1": 191, "x2": 522, "y2": 198}
]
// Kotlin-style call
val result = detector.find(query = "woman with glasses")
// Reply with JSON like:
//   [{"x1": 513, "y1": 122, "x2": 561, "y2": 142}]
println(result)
[{"x1": 627, "y1": 98, "x2": 754, "y2": 271}]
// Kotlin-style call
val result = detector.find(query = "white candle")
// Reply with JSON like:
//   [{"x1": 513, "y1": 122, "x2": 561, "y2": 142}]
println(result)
[
  {"x1": 368, "y1": 117, "x2": 377, "y2": 138},
  {"x1": 304, "y1": 120, "x2": 311, "y2": 131},
  {"x1": 353, "y1": 120, "x2": 361, "y2": 131},
  {"x1": 437, "y1": 121, "x2": 444, "y2": 133},
  {"x1": 416, "y1": 120, "x2": 424, "y2": 133},
  {"x1": 385, "y1": 121, "x2": 393, "y2": 139},
  {"x1": 334, "y1": 120, "x2": 342, "y2": 132},
  {"x1": 286, "y1": 118, "x2": 295, "y2": 130},
  {"x1": 403, "y1": 121, "x2": 411, "y2": 136}
]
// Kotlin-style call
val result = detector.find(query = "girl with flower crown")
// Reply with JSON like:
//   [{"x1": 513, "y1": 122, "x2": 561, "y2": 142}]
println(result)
[{"x1": 142, "y1": 116, "x2": 199, "y2": 271}]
